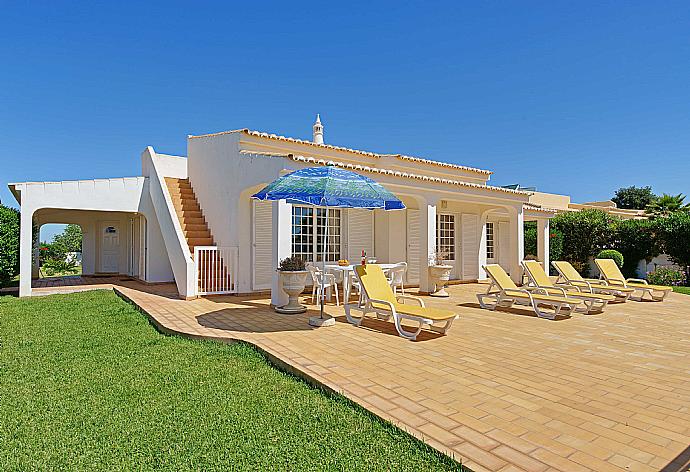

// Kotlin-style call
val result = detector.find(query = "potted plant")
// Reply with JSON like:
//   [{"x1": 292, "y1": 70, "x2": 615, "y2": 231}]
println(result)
[
  {"x1": 275, "y1": 256, "x2": 308, "y2": 314},
  {"x1": 428, "y1": 250, "x2": 453, "y2": 297}
]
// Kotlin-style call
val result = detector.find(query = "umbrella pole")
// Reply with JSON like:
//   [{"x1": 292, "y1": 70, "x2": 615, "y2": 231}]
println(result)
[{"x1": 320, "y1": 205, "x2": 328, "y2": 319}]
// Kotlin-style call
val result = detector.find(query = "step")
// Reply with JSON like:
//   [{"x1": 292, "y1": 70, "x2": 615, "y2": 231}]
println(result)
[
  {"x1": 178, "y1": 210, "x2": 203, "y2": 218},
  {"x1": 169, "y1": 189, "x2": 195, "y2": 198},
  {"x1": 184, "y1": 230, "x2": 212, "y2": 239},
  {"x1": 180, "y1": 223, "x2": 207, "y2": 232},
  {"x1": 173, "y1": 203, "x2": 201, "y2": 212},
  {"x1": 188, "y1": 237, "x2": 214, "y2": 247},
  {"x1": 180, "y1": 217, "x2": 206, "y2": 226}
]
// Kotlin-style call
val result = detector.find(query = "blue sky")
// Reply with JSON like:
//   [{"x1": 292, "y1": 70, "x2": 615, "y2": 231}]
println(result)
[{"x1": 2, "y1": 1, "x2": 689, "y2": 241}]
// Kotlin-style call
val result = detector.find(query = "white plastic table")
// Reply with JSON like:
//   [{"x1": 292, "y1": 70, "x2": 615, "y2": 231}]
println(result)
[{"x1": 326, "y1": 263, "x2": 397, "y2": 302}]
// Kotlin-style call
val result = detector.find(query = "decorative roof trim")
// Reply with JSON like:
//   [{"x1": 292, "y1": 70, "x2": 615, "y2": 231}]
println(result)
[
  {"x1": 239, "y1": 150, "x2": 528, "y2": 197},
  {"x1": 523, "y1": 202, "x2": 557, "y2": 214},
  {"x1": 190, "y1": 128, "x2": 492, "y2": 175}
]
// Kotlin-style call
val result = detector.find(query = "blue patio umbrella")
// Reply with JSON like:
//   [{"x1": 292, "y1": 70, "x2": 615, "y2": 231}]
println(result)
[{"x1": 252, "y1": 165, "x2": 405, "y2": 321}]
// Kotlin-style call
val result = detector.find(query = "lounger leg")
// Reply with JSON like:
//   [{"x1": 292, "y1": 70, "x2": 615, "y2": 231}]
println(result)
[
  {"x1": 428, "y1": 316, "x2": 456, "y2": 335},
  {"x1": 477, "y1": 293, "x2": 499, "y2": 310},
  {"x1": 533, "y1": 302, "x2": 557, "y2": 320},
  {"x1": 393, "y1": 314, "x2": 423, "y2": 341},
  {"x1": 344, "y1": 302, "x2": 367, "y2": 326}
]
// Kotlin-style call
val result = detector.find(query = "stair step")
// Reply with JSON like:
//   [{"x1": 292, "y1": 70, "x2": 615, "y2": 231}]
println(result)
[
  {"x1": 165, "y1": 177, "x2": 217, "y2": 256},
  {"x1": 184, "y1": 230, "x2": 212, "y2": 239},
  {"x1": 181, "y1": 219, "x2": 206, "y2": 228},
  {"x1": 188, "y1": 237, "x2": 214, "y2": 246},
  {"x1": 174, "y1": 203, "x2": 201, "y2": 212},
  {"x1": 179, "y1": 210, "x2": 203, "y2": 218}
]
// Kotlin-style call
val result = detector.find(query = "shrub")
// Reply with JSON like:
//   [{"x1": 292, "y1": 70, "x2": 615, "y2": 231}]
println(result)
[
  {"x1": 524, "y1": 222, "x2": 537, "y2": 257},
  {"x1": 647, "y1": 267, "x2": 687, "y2": 287},
  {"x1": 552, "y1": 209, "x2": 617, "y2": 268},
  {"x1": 0, "y1": 204, "x2": 20, "y2": 284},
  {"x1": 278, "y1": 256, "x2": 306, "y2": 271},
  {"x1": 614, "y1": 218, "x2": 661, "y2": 278},
  {"x1": 596, "y1": 249, "x2": 624, "y2": 269},
  {"x1": 658, "y1": 212, "x2": 690, "y2": 281},
  {"x1": 41, "y1": 258, "x2": 79, "y2": 276}
]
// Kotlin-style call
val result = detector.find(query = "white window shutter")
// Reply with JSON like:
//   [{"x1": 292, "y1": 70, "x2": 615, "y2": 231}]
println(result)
[
  {"x1": 462, "y1": 213, "x2": 479, "y2": 280},
  {"x1": 347, "y1": 209, "x2": 374, "y2": 262},
  {"x1": 406, "y1": 209, "x2": 421, "y2": 284},
  {"x1": 498, "y1": 221, "x2": 510, "y2": 270},
  {"x1": 252, "y1": 201, "x2": 273, "y2": 290}
]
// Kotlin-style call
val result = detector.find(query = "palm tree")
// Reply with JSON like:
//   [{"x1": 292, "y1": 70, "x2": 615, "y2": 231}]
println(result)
[{"x1": 646, "y1": 193, "x2": 690, "y2": 218}]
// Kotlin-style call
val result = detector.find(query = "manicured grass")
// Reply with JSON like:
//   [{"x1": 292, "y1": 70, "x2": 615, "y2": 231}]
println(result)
[
  {"x1": 673, "y1": 286, "x2": 690, "y2": 295},
  {"x1": 0, "y1": 291, "x2": 464, "y2": 471}
]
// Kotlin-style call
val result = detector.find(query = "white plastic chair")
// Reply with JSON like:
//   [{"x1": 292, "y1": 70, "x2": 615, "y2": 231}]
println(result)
[
  {"x1": 307, "y1": 263, "x2": 339, "y2": 306},
  {"x1": 387, "y1": 262, "x2": 407, "y2": 295}
]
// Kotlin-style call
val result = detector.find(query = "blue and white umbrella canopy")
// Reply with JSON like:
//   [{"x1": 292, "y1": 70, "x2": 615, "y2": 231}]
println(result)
[
  {"x1": 252, "y1": 165, "x2": 405, "y2": 321},
  {"x1": 251, "y1": 166, "x2": 405, "y2": 210}
]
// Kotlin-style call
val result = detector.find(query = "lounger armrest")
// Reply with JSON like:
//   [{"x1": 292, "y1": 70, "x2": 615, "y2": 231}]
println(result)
[
  {"x1": 606, "y1": 278, "x2": 627, "y2": 286},
  {"x1": 527, "y1": 286, "x2": 567, "y2": 296},
  {"x1": 569, "y1": 280, "x2": 592, "y2": 290},
  {"x1": 367, "y1": 298, "x2": 396, "y2": 312},
  {"x1": 396, "y1": 295, "x2": 425, "y2": 307},
  {"x1": 556, "y1": 283, "x2": 581, "y2": 293},
  {"x1": 504, "y1": 288, "x2": 534, "y2": 299},
  {"x1": 626, "y1": 278, "x2": 648, "y2": 285}
]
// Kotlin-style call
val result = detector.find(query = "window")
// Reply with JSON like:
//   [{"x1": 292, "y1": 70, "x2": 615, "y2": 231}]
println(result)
[
  {"x1": 486, "y1": 222, "x2": 495, "y2": 259},
  {"x1": 436, "y1": 214, "x2": 455, "y2": 260},
  {"x1": 292, "y1": 206, "x2": 341, "y2": 262}
]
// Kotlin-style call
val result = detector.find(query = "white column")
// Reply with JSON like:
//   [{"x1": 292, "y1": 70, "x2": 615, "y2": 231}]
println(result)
[
  {"x1": 478, "y1": 212, "x2": 489, "y2": 279},
  {"x1": 509, "y1": 206, "x2": 525, "y2": 284},
  {"x1": 270, "y1": 199, "x2": 292, "y2": 307},
  {"x1": 419, "y1": 200, "x2": 437, "y2": 294},
  {"x1": 19, "y1": 208, "x2": 34, "y2": 297},
  {"x1": 537, "y1": 218, "x2": 550, "y2": 275}
]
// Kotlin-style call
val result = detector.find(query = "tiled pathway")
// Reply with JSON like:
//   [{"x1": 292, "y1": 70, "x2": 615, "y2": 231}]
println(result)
[{"x1": 32, "y1": 277, "x2": 690, "y2": 472}]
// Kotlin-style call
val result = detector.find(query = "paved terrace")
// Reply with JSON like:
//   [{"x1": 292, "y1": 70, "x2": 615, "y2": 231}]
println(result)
[{"x1": 31, "y1": 277, "x2": 690, "y2": 472}]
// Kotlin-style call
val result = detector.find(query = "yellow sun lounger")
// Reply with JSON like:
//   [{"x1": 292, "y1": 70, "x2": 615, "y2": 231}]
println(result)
[
  {"x1": 344, "y1": 264, "x2": 458, "y2": 340},
  {"x1": 521, "y1": 260, "x2": 614, "y2": 314},
  {"x1": 478, "y1": 264, "x2": 582, "y2": 319},
  {"x1": 595, "y1": 258, "x2": 672, "y2": 302},
  {"x1": 552, "y1": 261, "x2": 633, "y2": 301}
]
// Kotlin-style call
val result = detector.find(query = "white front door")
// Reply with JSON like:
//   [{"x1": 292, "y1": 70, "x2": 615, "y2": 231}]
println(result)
[{"x1": 100, "y1": 222, "x2": 120, "y2": 273}]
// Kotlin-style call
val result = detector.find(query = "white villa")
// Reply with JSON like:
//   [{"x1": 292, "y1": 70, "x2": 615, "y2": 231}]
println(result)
[{"x1": 11, "y1": 116, "x2": 561, "y2": 301}]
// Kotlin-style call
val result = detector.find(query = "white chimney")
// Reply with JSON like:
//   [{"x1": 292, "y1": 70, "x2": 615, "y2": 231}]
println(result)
[{"x1": 313, "y1": 114, "x2": 324, "y2": 144}]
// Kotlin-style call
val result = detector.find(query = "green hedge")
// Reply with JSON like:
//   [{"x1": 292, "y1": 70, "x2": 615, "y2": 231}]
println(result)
[
  {"x1": 539, "y1": 208, "x2": 689, "y2": 283},
  {"x1": 0, "y1": 204, "x2": 20, "y2": 284}
]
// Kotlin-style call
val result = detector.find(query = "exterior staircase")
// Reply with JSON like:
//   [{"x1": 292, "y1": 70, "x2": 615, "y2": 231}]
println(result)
[
  {"x1": 165, "y1": 178, "x2": 234, "y2": 294},
  {"x1": 165, "y1": 178, "x2": 214, "y2": 253}
]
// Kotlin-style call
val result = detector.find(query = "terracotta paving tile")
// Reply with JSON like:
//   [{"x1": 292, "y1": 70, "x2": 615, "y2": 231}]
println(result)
[
  {"x1": 30, "y1": 276, "x2": 690, "y2": 472},
  {"x1": 452, "y1": 425, "x2": 501, "y2": 450},
  {"x1": 491, "y1": 445, "x2": 548, "y2": 472},
  {"x1": 452, "y1": 442, "x2": 508, "y2": 471}
]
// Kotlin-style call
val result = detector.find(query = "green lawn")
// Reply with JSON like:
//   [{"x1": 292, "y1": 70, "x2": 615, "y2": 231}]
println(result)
[
  {"x1": 673, "y1": 286, "x2": 690, "y2": 295},
  {"x1": 0, "y1": 291, "x2": 464, "y2": 471}
]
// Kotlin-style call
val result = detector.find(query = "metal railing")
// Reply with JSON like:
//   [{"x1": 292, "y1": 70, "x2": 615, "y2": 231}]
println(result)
[{"x1": 194, "y1": 246, "x2": 238, "y2": 295}]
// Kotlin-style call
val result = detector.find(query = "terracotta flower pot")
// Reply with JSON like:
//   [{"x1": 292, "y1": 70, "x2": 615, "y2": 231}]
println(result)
[
  {"x1": 275, "y1": 270, "x2": 308, "y2": 314},
  {"x1": 428, "y1": 265, "x2": 453, "y2": 297}
]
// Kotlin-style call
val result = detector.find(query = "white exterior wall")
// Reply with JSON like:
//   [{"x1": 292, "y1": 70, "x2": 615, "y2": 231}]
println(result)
[
  {"x1": 141, "y1": 147, "x2": 196, "y2": 297},
  {"x1": 13, "y1": 176, "x2": 174, "y2": 296},
  {"x1": 188, "y1": 134, "x2": 292, "y2": 294}
]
